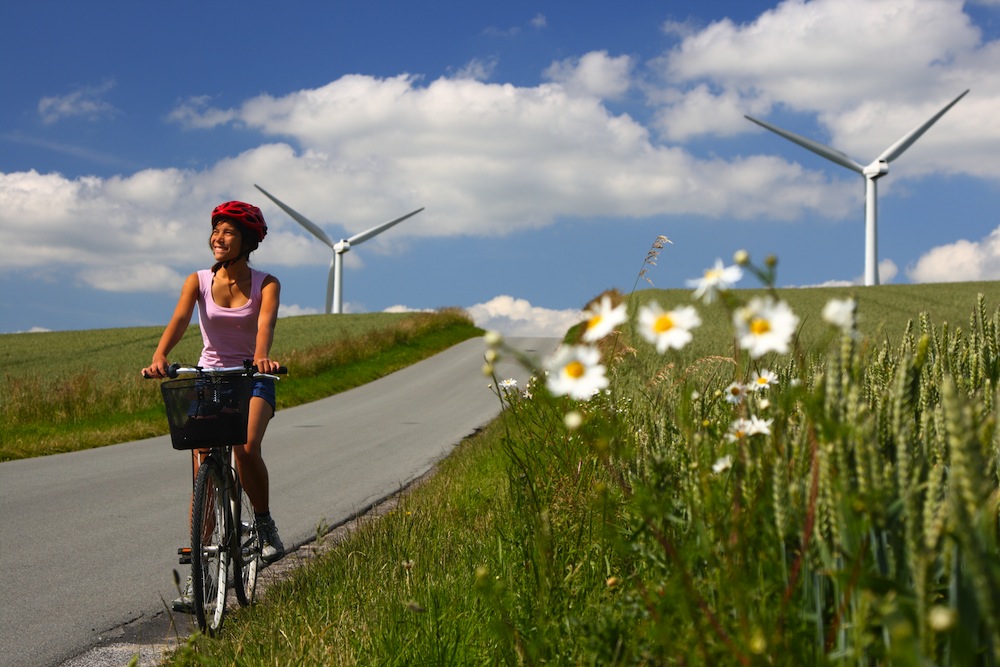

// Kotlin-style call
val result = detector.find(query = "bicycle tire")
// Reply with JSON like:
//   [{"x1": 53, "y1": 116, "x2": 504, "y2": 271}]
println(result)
[
  {"x1": 232, "y1": 476, "x2": 260, "y2": 606},
  {"x1": 191, "y1": 458, "x2": 229, "y2": 635}
]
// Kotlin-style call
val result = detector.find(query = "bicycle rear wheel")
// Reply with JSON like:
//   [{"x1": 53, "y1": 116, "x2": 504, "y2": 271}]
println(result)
[
  {"x1": 232, "y1": 477, "x2": 260, "y2": 606},
  {"x1": 191, "y1": 458, "x2": 229, "y2": 634}
]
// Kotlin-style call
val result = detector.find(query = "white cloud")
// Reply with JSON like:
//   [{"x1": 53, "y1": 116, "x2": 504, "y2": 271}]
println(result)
[
  {"x1": 384, "y1": 304, "x2": 433, "y2": 314},
  {"x1": 908, "y1": 226, "x2": 1000, "y2": 282},
  {"x1": 484, "y1": 14, "x2": 546, "y2": 38},
  {"x1": 278, "y1": 303, "x2": 321, "y2": 318},
  {"x1": 38, "y1": 80, "x2": 118, "y2": 124},
  {"x1": 878, "y1": 259, "x2": 899, "y2": 284},
  {"x1": 654, "y1": 84, "x2": 771, "y2": 141},
  {"x1": 384, "y1": 298, "x2": 576, "y2": 337},
  {"x1": 451, "y1": 57, "x2": 498, "y2": 82},
  {"x1": 465, "y1": 295, "x2": 582, "y2": 337},
  {"x1": 4, "y1": 326, "x2": 52, "y2": 334},
  {"x1": 659, "y1": 0, "x2": 979, "y2": 110},
  {"x1": 0, "y1": 168, "x2": 206, "y2": 276},
  {"x1": 544, "y1": 51, "x2": 633, "y2": 100},
  {"x1": 798, "y1": 258, "x2": 898, "y2": 287},
  {"x1": 661, "y1": 19, "x2": 698, "y2": 40},
  {"x1": 167, "y1": 96, "x2": 240, "y2": 129},
  {"x1": 80, "y1": 263, "x2": 187, "y2": 293}
]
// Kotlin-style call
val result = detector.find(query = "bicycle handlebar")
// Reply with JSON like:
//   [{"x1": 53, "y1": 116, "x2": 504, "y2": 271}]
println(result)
[{"x1": 142, "y1": 363, "x2": 288, "y2": 379}]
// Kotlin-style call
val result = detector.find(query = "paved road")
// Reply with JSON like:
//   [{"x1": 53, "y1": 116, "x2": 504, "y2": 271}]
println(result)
[{"x1": 0, "y1": 336, "x2": 558, "y2": 667}]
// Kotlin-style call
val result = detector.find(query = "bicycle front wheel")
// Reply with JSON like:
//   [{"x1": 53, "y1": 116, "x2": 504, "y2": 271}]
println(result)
[
  {"x1": 191, "y1": 458, "x2": 229, "y2": 635},
  {"x1": 232, "y1": 476, "x2": 260, "y2": 606}
]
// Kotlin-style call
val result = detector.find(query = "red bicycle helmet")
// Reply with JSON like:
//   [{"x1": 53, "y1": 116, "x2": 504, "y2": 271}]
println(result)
[{"x1": 211, "y1": 201, "x2": 268, "y2": 242}]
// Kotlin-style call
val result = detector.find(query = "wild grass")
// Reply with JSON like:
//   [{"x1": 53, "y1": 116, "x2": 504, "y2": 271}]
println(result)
[
  {"x1": 159, "y1": 247, "x2": 1000, "y2": 666},
  {"x1": 0, "y1": 308, "x2": 480, "y2": 461}
]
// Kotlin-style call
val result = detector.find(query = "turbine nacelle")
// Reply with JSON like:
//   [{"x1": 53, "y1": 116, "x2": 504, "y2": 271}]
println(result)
[
  {"x1": 863, "y1": 160, "x2": 889, "y2": 180},
  {"x1": 334, "y1": 240, "x2": 351, "y2": 254}
]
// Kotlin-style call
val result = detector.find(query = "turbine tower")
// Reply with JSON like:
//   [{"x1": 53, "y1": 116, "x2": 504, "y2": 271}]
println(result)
[
  {"x1": 745, "y1": 90, "x2": 968, "y2": 286},
  {"x1": 254, "y1": 184, "x2": 424, "y2": 314}
]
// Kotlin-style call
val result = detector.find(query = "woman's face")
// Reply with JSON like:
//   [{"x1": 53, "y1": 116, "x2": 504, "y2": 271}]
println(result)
[{"x1": 210, "y1": 220, "x2": 244, "y2": 263}]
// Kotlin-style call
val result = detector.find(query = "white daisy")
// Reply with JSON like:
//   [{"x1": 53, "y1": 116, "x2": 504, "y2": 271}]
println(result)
[
  {"x1": 724, "y1": 381, "x2": 747, "y2": 404},
  {"x1": 733, "y1": 297, "x2": 799, "y2": 359},
  {"x1": 822, "y1": 298, "x2": 857, "y2": 333},
  {"x1": 726, "y1": 418, "x2": 754, "y2": 442},
  {"x1": 747, "y1": 415, "x2": 773, "y2": 436},
  {"x1": 637, "y1": 302, "x2": 701, "y2": 352},
  {"x1": 543, "y1": 345, "x2": 609, "y2": 401},
  {"x1": 712, "y1": 455, "x2": 733, "y2": 474},
  {"x1": 749, "y1": 369, "x2": 778, "y2": 391},
  {"x1": 582, "y1": 295, "x2": 627, "y2": 342},
  {"x1": 686, "y1": 259, "x2": 743, "y2": 303},
  {"x1": 564, "y1": 411, "x2": 583, "y2": 430}
]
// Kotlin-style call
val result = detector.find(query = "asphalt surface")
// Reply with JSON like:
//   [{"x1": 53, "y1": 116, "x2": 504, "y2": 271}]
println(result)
[{"x1": 0, "y1": 336, "x2": 558, "y2": 667}]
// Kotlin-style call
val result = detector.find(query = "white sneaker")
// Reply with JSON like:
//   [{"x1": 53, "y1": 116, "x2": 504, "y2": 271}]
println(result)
[
  {"x1": 172, "y1": 575, "x2": 194, "y2": 614},
  {"x1": 257, "y1": 518, "x2": 285, "y2": 564}
]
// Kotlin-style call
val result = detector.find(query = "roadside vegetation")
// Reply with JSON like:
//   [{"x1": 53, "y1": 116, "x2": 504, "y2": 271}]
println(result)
[
  {"x1": 0, "y1": 307, "x2": 480, "y2": 461},
  {"x1": 159, "y1": 244, "x2": 1000, "y2": 665}
]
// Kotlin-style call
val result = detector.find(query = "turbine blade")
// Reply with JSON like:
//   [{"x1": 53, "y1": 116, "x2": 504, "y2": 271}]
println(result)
[
  {"x1": 877, "y1": 89, "x2": 969, "y2": 163},
  {"x1": 254, "y1": 184, "x2": 336, "y2": 249},
  {"x1": 348, "y1": 207, "x2": 425, "y2": 246},
  {"x1": 745, "y1": 115, "x2": 864, "y2": 174}
]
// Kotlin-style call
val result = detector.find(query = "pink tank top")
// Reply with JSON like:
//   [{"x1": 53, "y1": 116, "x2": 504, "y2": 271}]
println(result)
[{"x1": 196, "y1": 268, "x2": 269, "y2": 368}]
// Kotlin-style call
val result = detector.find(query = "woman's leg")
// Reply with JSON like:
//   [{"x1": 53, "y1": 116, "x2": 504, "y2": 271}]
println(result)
[
  {"x1": 235, "y1": 394, "x2": 284, "y2": 562},
  {"x1": 234, "y1": 396, "x2": 272, "y2": 513}
]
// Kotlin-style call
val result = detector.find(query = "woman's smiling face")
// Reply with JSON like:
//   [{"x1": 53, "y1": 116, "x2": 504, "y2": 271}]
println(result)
[{"x1": 210, "y1": 220, "x2": 243, "y2": 263}]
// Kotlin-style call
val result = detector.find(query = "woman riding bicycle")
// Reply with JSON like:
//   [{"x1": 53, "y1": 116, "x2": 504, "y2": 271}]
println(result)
[{"x1": 141, "y1": 200, "x2": 285, "y2": 612}]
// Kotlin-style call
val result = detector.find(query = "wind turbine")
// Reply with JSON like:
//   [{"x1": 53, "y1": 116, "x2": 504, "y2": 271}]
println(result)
[
  {"x1": 745, "y1": 90, "x2": 969, "y2": 286},
  {"x1": 254, "y1": 184, "x2": 424, "y2": 314}
]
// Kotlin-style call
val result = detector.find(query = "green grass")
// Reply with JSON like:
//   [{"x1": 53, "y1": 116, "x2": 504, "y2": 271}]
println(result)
[
  {"x1": 158, "y1": 280, "x2": 1000, "y2": 666},
  {"x1": 0, "y1": 308, "x2": 481, "y2": 461}
]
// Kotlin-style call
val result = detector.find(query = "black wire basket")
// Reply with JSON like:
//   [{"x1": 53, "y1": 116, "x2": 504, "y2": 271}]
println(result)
[{"x1": 161, "y1": 375, "x2": 253, "y2": 450}]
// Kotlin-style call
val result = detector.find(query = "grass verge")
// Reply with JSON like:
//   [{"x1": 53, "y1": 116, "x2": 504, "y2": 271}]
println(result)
[{"x1": 0, "y1": 308, "x2": 481, "y2": 461}]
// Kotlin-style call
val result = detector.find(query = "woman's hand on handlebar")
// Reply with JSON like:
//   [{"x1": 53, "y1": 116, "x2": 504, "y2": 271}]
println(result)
[
  {"x1": 142, "y1": 356, "x2": 172, "y2": 379},
  {"x1": 254, "y1": 357, "x2": 282, "y2": 375}
]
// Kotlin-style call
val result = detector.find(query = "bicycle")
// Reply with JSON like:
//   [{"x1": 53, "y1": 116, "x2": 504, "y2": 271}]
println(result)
[{"x1": 146, "y1": 361, "x2": 286, "y2": 635}]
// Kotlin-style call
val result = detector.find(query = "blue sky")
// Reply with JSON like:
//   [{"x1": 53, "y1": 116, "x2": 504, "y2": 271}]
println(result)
[{"x1": 2, "y1": 0, "x2": 999, "y2": 336}]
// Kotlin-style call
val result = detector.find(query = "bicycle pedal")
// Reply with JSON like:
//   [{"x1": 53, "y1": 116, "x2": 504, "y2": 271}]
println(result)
[{"x1": 177, "y1": 547, "x2": 192, "y2": 565}]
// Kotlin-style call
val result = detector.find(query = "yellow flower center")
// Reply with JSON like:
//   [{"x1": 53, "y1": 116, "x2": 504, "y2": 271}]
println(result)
[
  {"x1": 654, "y1": 314, "x2": 674, "y2": 333},
  {"x1": 750, "y1": 317, "x2": 771, "y2": 336},
  {"x1": 705, "y1": 268, "x2": 721, "y2": 280},
  {"x1": 587, "y1": 315, "x2": 602, "y2": 330},
  {"x1": 565, "y1": 360, "x2": 586, "y2": 379}
]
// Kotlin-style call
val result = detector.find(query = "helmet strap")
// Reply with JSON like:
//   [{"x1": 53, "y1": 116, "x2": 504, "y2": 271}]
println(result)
[{"x1": 211, "y1": 255, "x2": 249, "y2": 275}]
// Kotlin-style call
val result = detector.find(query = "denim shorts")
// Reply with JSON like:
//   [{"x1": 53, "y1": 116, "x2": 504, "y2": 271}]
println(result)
[{"x1": 252, "y1": 378, "x2": 276, "y2": 412}]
